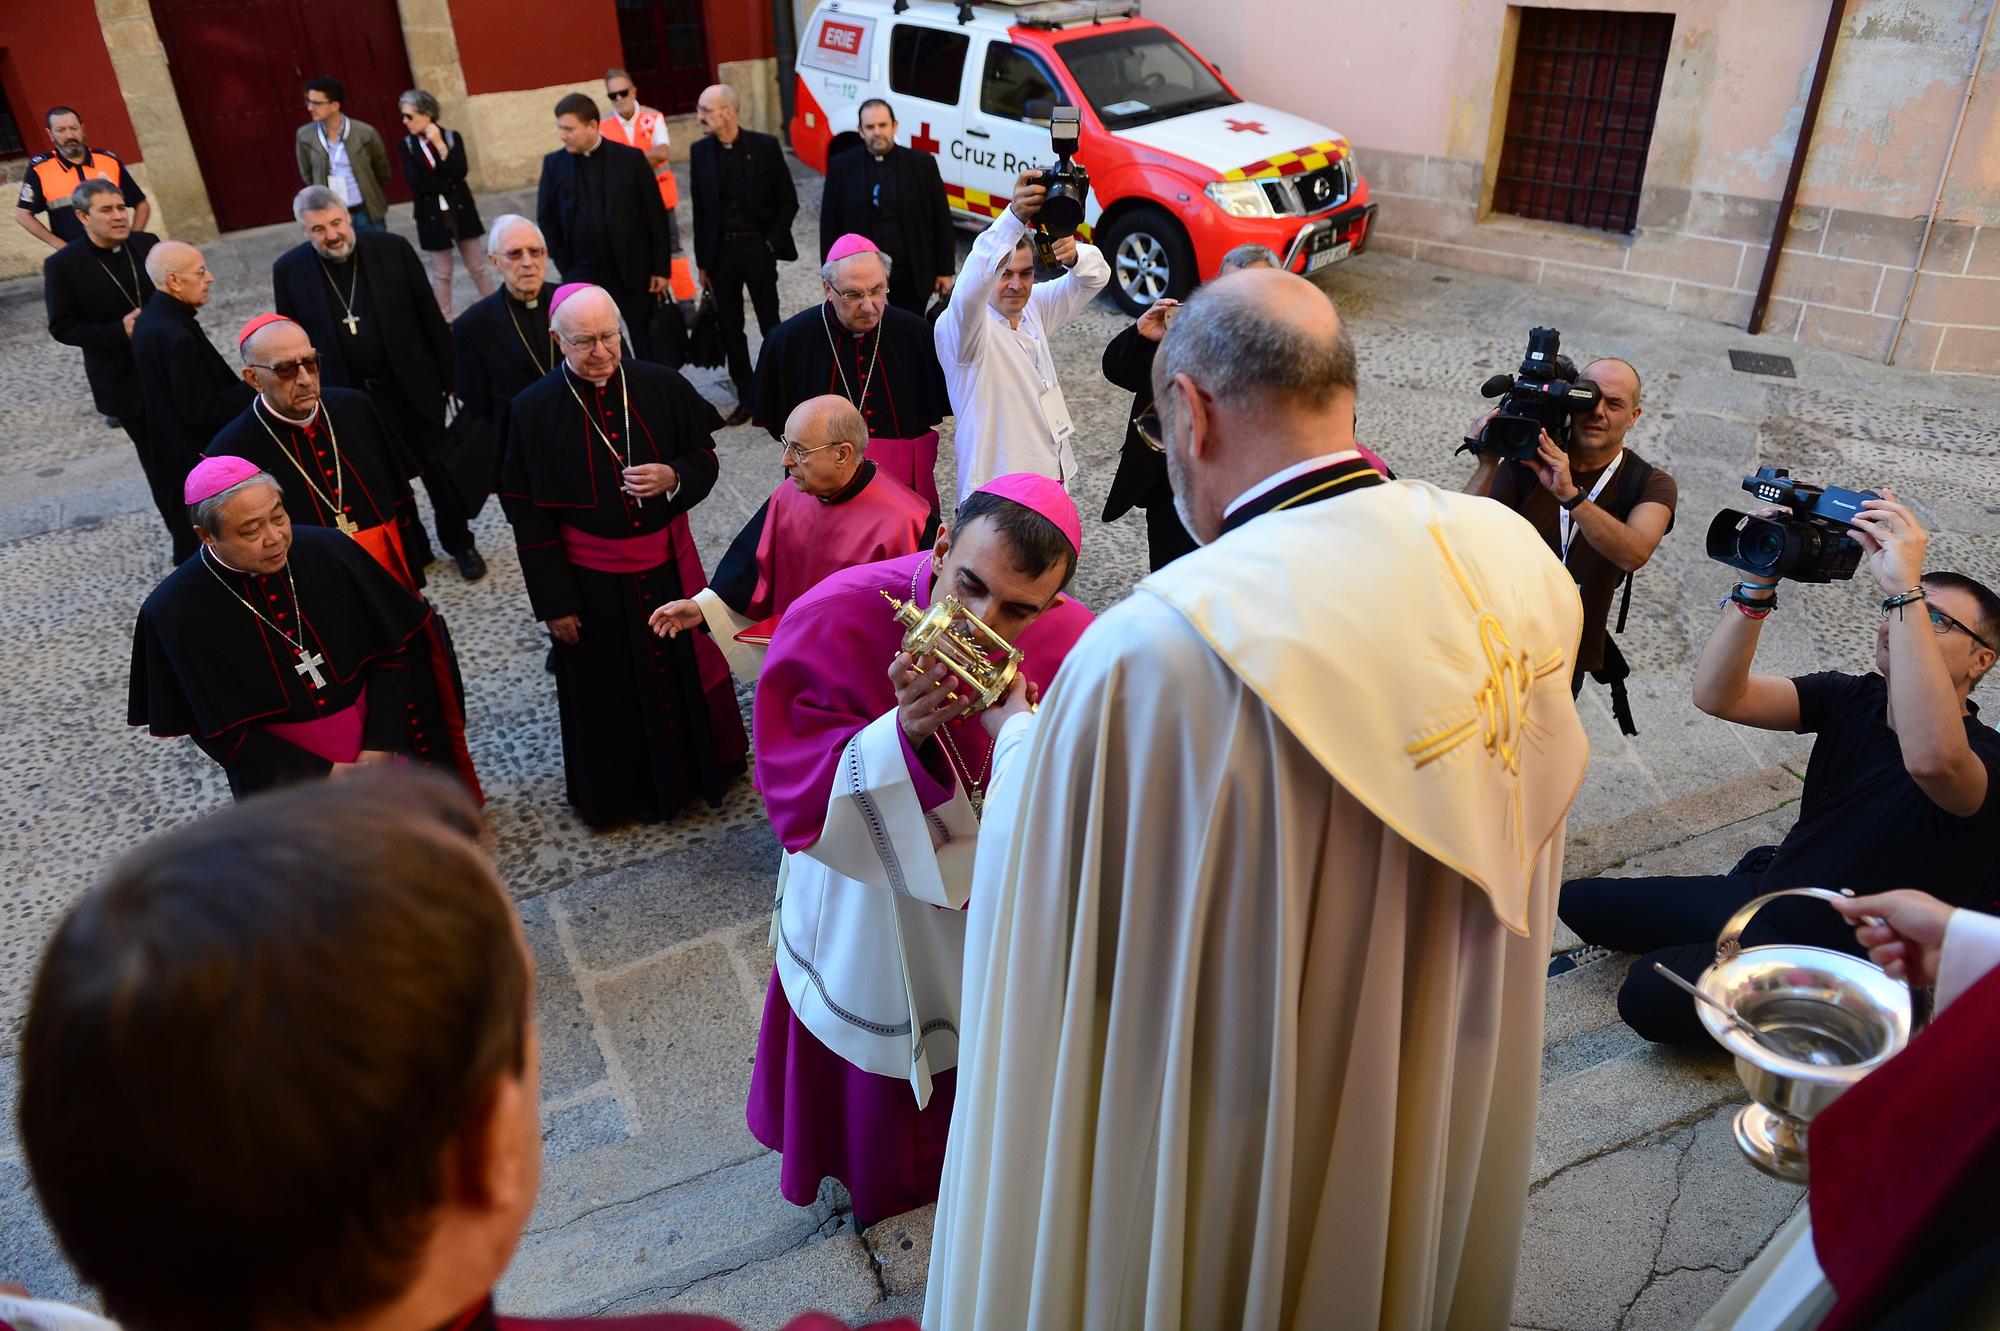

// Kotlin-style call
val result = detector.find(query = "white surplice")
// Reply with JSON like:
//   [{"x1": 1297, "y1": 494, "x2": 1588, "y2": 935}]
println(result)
[{"x1": 928, "y1": 480, "x2": 1590, "y2": 1330}]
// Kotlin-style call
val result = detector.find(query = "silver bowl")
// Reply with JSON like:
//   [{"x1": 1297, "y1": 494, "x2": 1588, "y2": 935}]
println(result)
[{"x1": 1695, "y1": 887, "x2": 1912, "y2": 1183}]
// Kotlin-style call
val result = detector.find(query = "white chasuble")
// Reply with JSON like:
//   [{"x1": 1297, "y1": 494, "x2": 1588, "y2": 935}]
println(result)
[
  {"x1": 776, "y1": 709, "x2": 979, "y2": 1107},
  {"x1": 929, "y1": 481, "x2": 1589, "y2": 1331}
]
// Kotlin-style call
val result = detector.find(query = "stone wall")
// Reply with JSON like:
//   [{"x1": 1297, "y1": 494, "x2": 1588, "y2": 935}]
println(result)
[{"x1": 1363, "y1": 149, "x2": 2000, "y2": 375}]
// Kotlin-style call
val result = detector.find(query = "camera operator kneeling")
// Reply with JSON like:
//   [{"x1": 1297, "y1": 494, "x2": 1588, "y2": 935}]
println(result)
[
  {"x1": 1463, "y1": 356, "x2": 1676, "y2": 720},
  {"x1": 1562, "y1": 492, "x2": 2000, "y2": 1046}
]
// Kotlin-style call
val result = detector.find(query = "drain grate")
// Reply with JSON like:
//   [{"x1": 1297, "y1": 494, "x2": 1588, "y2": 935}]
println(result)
[{"x1": 1729, "y1": 349, "x2": 1797, "y2": 378}]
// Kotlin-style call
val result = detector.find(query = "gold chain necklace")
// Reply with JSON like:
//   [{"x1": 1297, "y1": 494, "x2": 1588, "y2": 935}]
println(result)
[
  {"x1": 505, "y1": 296, "x2": 552, "y2": 375},
  {"x1": 563, "y1": 364, "x2": 639, "y2": 506},
  {"x1": 822, "y1": 302, "x2": 881, "y2": 414},
  {"x1": 252, "y1": 398, "x2": 356, "y2": 535},
  {"x1": 319, "y1": 252, "x2": 362, "y2": 335},
  {"x1": 200, "y1": 548, "x2": 328, "y2": 690}
]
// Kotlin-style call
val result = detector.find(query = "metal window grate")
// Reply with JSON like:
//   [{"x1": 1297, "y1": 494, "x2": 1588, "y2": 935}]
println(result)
[{"x1": 1494, "y1": 9, "x2": 1674, "y2": 234}]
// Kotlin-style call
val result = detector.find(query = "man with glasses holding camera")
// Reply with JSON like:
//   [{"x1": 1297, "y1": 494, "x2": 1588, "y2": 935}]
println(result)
[
  {"x1": 1561, "y1": 491, "x2": 2000, "y2": 1045},
  {"x1": 1464, "y1": 355, "x2": 1676, "y2": 729},
  {"x1": 499, "y1": 283, "x2": 745, "y2": 829}
]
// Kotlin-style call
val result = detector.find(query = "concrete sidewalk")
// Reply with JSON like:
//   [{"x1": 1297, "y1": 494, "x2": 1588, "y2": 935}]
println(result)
[{"x1": 1, "y1": 161, "x2": 1995, "y2": 1327}]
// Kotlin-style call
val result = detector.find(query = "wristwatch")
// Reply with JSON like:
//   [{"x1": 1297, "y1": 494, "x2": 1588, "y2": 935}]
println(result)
[{"x1": 1557, "y1": 490, "x2": 1586, "y2": 511}]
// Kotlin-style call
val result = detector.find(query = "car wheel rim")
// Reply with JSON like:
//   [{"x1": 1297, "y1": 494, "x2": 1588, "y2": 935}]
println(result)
[{"x1": 1115, "y1": 233, "x2": 1171, "y2": 303}]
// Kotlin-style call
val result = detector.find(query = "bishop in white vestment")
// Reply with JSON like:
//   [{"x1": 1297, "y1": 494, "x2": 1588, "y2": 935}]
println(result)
[{"x1": 928, "y1": 270, "x2": 1590, "y2": 1330}]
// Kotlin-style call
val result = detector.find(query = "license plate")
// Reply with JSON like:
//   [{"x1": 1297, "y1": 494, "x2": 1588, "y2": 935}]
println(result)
[{"x1": 1308, "y1": 239, "x2": 1353, "y2": 272}]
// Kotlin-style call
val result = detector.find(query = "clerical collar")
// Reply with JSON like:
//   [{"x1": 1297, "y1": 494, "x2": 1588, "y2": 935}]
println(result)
[
  {"x1": 507, "y1": 288, "x2": 542, "y2": 311},
  {"x1": 263, "y1": 397, "x2": 319, "y2": 429},
  {"x1": 820, "y1": 459, "x2": 876, "y2": 505},
  {"x1": 1220, "y1": 453, "x2": 1383, "y2": 536}
]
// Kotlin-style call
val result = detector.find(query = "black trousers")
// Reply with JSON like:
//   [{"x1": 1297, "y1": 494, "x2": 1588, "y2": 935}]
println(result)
[
  {"x1": 1142, "y1": 500, "x2": 1199, "y2": 571},
  {"x1": 126, "y1": 414, "x2": 198, "y2": 563},
  {"x1": 1558, "y1": 865, "x2": 1863, "y2": 1047},
  {"x1": 366, "y1": 382, "x2": 472, "y2": 558},
  {"x1": 711, "y1": 235, "x2": 781, "y2": 398}
]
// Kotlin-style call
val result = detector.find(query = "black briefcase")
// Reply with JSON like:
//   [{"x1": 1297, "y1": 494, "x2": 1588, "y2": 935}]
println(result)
[
  {"x1": 649, "y1": 295, "x2": 690, "y2": 369},
  {"x1": 431, "y1": 396, "x2": 497, "y2": 521},
  {"x1": 685, "y1": 294, "x2": 727, "y2": 369}
]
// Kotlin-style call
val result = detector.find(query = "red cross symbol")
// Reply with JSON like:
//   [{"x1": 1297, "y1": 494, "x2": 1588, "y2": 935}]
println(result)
[
  {"x1": 911, "y1": 122, "x2": 941, "y2": 154},
  {"x1": 1225, "y1": 119, "x2": 1268, "y2": 135}
]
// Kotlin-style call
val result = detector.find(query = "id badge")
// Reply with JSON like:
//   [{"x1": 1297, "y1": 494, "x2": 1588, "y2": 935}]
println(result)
[{"x1": 1038, "y1": 381, "x2": 1075, "y2": 448}]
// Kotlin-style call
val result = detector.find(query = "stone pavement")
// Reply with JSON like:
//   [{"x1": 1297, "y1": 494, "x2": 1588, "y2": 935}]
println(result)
[{"x1": 0, "y1": 158, "x2": 1996, "y2": 1328}]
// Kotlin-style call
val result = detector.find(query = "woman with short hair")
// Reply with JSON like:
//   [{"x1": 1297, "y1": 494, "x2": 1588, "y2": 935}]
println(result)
[{"x1": 396, "y1": 88, "x2": 496, "y2": 317}]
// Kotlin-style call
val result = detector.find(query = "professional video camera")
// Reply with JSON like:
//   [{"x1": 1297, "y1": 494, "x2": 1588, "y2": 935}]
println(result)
[
  {"x1": 1469, "y1": 326, "x2": 1604, "y2": 461},
  {"x1": 1026, "y1": 101, "x2": 1091, "y2": 252},
  {"x1": 1705, "y1": 467, "x2": 1880, "y2": 584}
]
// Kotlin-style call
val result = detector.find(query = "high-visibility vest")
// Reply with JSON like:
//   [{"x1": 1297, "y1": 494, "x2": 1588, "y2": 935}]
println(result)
[
  {"x1": 28, "y1": 150, "x2": 127, "y2": 211},
  {"x1": 601, "y1": 107, "x2": 698, "y2": 302}
]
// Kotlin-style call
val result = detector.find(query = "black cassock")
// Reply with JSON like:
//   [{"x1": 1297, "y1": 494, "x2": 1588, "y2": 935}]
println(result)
[
  {"x1": 207, "y1": 389, "x2": 428, "y2": 588},
  {"x1": 453, "y1": 287, "x2": 555, "y2": 492},
  {"x1": 500, "y1": 360, "x2": 747, "y2": 827},
  {"x1": 129, "y1": 527, "x2": 456, "y2": 801},
  {"x1": 750, "y1": 302, "x2": 950, "y2": 514}
]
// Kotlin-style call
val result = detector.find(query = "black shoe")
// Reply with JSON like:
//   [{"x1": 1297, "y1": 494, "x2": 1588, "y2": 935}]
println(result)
[
  {"x1": 452, "y1": 547, "x2": 488, "y2": 580},
  {"x1": 722, "y1": 404, "x2": 752, "y2": 428},
  {"x1": 545, "y1": 646, "x2": 557, "y2": 674},
  {"x1": 103, "y1": 415, "x2": 120, "y2": 429}
]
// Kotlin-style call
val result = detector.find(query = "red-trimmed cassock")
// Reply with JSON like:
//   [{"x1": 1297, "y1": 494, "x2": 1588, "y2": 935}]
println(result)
[
  {"x1": 207, "y1": 387, "x2": 483, "y2": 799},
  {"x1": 129, "y1": 527, "x2": 456, "y2": 801},
  {"x1": 499, "y1": 360, "x2": 746, "y2": 827}
]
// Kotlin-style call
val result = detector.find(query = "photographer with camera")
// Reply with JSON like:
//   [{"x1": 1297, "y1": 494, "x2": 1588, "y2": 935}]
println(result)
[
  {"x1": 934, "y1": 165, "x2": 1108, "y2": 504},
  {"x1": 1561, "y1": 488, "x2": 2000, "y2": 1046},
  {"x1": 1463, "y1": 343, "x2": 1675, "y2": 727}
]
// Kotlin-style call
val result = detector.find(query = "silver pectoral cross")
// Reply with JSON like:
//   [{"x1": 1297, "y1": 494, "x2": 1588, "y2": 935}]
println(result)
[
  {"x1": 295, "y1": 648, "x2": 327, "y2": 689},
  {"x1": 341, "y1": 313, "x2": 360, "y2": 335}
]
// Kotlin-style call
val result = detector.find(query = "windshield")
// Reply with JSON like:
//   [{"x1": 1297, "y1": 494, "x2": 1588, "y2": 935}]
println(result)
[{"x1": 1056, "y1": 27, "x2": 1239, "y2": 131}]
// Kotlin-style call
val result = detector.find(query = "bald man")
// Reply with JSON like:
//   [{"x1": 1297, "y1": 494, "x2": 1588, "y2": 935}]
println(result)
[
  {"x1": 499, "y1": 284, "x2": 746, "y2": 828},
  {"x1": 930, "y1": 269, "x2": 1589, "y2": 1329},
  {"x1": 690, "y1": 83, "x2": 798, "y2": 421},
  {"x1": 650, "y1": 393, "x2": 932, "y2": 682},
  {"x1": 1464, "y1": 353, "x2": 1676, "y2": 727},
  {"x1": 130, "y1": 241, "x2": 254, "y2": 562}
]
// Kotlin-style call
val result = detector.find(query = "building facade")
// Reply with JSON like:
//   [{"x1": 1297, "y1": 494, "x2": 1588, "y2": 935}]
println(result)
[
  {"x1": 1, "y1": 0, "x2": 788, "y2": 277},
  {"x1": 1149, "y1": 0, "x2": 1999, "y2": 374}
]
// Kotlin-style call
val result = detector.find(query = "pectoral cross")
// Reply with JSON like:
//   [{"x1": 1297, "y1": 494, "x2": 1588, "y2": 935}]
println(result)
[
  {"x1": 341, "y1": 312, "x2": 361, "y2": 335},
  {"x1": 334, "y1": 511, "x2": 359, "y2": 536},
  {"x1": 294, "y1": 648, "x2": 327, "y2": 690}
]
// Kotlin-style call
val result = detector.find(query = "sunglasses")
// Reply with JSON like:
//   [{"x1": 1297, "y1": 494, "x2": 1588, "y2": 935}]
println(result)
[
  {"x1": 607, "y1": 88, "x2": 635, "y2": 99},
  {"x1": 246, "y1": 354, "x2": 321, "y2": 381}
]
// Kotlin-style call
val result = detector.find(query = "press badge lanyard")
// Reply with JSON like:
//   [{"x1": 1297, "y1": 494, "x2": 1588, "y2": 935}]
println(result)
[{"x1": 1559, "y1": 452, "x2": 1623, "y2": 566}]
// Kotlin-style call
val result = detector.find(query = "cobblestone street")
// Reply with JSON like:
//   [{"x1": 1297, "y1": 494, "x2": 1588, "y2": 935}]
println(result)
[{"x1": 2, "y1": 161, "x2": 1996, "y2": 1328}]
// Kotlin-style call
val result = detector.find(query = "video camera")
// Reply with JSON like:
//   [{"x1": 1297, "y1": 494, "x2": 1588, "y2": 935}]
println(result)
[
  {"x1": 1469, "y1": 327, "x2": 1603, "y2": 461},
  {"x1": 1705, "y1": 468, "x2": 1880, "y2": 584},
  {"x1": 1026, "y1": 101, "x2": 1090, "y2": 255}
]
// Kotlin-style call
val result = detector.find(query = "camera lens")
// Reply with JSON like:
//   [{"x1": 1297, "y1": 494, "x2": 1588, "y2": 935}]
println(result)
[{"x1": 1740, "y1": 524, "x2": 1788, "y2": 572}]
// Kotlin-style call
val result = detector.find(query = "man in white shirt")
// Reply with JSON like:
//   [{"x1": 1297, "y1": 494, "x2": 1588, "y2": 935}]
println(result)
[{"x1": 934, "y1": 170, "x2": 1109, "y2": 503}]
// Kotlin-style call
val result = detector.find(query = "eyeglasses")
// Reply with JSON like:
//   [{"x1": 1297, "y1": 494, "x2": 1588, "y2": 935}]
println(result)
[
  {"x1": 171, "y1": 264, "x2": 212, "y2": 280},
  {"x1": 399, "y1": 112, "x2": 419, "y2": 121},
  {"x1": 607, "y1": 88, "x2": 635, "y2": 99},
  {"x1": 558, "y1": 330, "x2": 621, "y2": 352},
  {"x1": 499, "y1": 246, "x2": 548, "y2": 262},
  {"x1": 305, "y1": 98, "x2": 332, "y2": 108},
  {"x1": 246, "y1": 354, "x2": 322, "y2": 381},
  {"x1": 1880, "y1": 602, "x2": 1997, "y2": 651},
  {"x1": 1134, "y1": 400, "x2": 1165, "y2": 452},
  {"x1": 781, "y1": 435, "x2": 846, "y2": 460},
  {"x1": 831, "y1": 284, "x2": 889, "y2": 304}
]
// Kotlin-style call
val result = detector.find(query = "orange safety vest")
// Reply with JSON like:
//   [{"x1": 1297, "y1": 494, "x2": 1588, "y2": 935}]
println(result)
[
  {"x1": 601, "y1": 107, "x2": 696, "y2": 301},
  {"x1": 28, "y1": 149, "x2": 126, "y2": 209}
]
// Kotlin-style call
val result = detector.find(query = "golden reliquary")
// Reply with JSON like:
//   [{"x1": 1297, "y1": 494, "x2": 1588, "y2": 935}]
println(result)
[{"x1": 880, "y1": 590, "x2": 1024, "y2": 712}]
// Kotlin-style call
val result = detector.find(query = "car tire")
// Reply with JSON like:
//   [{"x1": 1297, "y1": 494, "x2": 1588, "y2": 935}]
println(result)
[{"x1": 1098, "y1": 206, "x2": 1195, "y2": 316}]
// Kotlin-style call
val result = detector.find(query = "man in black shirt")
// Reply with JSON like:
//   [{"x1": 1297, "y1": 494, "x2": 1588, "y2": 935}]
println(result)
[
  {"x1": 535, "y1": 93, "x2": 673, "y2": 363},
  {"x1": 690, "y1": 83, "x2": 798, "y2": 423},
  {"x1": 44, "y1": 178, "x2": 169, "y2": 536},
  {"x1": 1561, "y1": 495, "x2": 2000, "y2": 1045},
  {"x1": 819, "y1": 99, "x2": 955, "y2": 318}
]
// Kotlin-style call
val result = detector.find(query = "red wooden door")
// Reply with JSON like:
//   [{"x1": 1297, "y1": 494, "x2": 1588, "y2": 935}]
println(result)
[{"x1": 152, "y1": 0, "x2": 416, "y2": 232}]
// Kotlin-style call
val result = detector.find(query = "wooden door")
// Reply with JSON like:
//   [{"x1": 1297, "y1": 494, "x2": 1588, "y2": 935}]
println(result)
[{"x1": 152, "y1": 0, "x2": 416, "y2": 231}]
